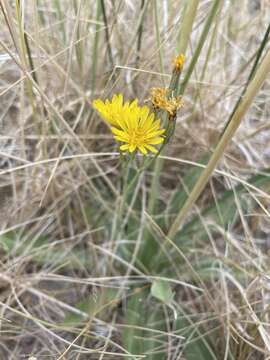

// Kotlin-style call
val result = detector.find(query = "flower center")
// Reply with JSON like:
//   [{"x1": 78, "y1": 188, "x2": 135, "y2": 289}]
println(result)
[{"x1": 129, "y1": 128, "x2": 145, "y2": 146}]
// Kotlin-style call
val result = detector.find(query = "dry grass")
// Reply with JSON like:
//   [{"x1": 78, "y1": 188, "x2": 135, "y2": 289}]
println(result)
[{"x1": 1, "y1": 1, "x2": 270, "y2": 359}]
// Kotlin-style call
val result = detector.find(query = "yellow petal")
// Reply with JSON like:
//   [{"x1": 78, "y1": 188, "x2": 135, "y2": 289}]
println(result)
[
  {"x1": 130, "y1": 99, "x2": 139, "y2": 109},
  {"x1": 92, "y1": 99, "x2": 104, "y2": 110},
  {"x1": 111, "y1": 127, "x2": 129, "y2": 139},
  {"x1": 138, "y1": 146, "x2": 147, "y2": 155},
  {"x1": 129, "y1": 144, "x2": 136, "y2": 152},
  {"x1": 120, "y1": 144, "x2": 129, "y2": 151},
  {"x1": 145, "y1": 144, "x2": 158, "y2": 153},
  {"x1": 147, "y1": 137, "x2": 164, "y2": 145},
  {"x1": 114, "y1": 136, "x2": 128, "y2": 142},
  {"x1": 144, "y1": 129, "x2": 165, "y2": 139}
]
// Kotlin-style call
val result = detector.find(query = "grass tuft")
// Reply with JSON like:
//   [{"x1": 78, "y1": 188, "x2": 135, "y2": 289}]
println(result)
[{"x1": 0, "y1": 1, "x2": 270, "y2": 359}]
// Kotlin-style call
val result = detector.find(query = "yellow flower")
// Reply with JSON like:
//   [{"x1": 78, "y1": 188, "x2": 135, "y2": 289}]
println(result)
[
  {"x1": 150, "y1": 87, "x2": 183, "y2": 118},
  {"x1": 173, "y1": 53, "x2": 185, "y2": 71},
  {"x1": 92, "y1": 94, "x2": 165, "y2": 155}
]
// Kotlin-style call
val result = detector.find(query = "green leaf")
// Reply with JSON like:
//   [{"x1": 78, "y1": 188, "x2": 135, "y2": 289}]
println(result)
[
  {"x1": 123, "y1": 287, "x2": 167, "y2": 360},
  {"x1": 122, "y1": 288, "x2": 146, "y2": 358},
  {"x1": 151, "y1": 280, "x2": 174, "y2": 305},
  {"x1": 0, "y1": 232, "x2": 16, "y2": 253}
]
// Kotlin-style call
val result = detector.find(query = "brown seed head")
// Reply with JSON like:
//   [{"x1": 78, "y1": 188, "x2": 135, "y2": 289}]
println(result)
[{"x1": 150, "y1": 87, "x2": 183, "y2": 118}]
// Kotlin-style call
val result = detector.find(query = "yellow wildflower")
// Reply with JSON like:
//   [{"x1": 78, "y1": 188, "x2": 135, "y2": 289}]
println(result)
[
  {"x1": 92, "y1": 94, "x2": 165, "y2": 155},
  {"x1": 173, "y1": 53, "x2": 185, "y2": 71},
  {"x1": 150, "y1": 87, "x2": 183, "y2": 117}
]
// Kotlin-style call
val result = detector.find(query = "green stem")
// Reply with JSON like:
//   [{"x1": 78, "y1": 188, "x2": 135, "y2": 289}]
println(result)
[
  {"x1": 178, "y1": 0, "x2": 221, "y2": 96},
  {"x1": 177, "y1": 0, "x2": 200, "y2": 55},
  {"x1": 147, "y1": 67, "x2": 182, "y2": 217},
  {"x1": 136, "y1": 0, "x2": 145, "y2": 68},
  {"x1": 23, "y1": 31, "x2": 38, "y2": 84},
  {"x1": 189, "y1": 9, "x2": 220, "y2": 122},
  {"x1": 154, "y1": 0, "x2": 165, "y2": 86}
]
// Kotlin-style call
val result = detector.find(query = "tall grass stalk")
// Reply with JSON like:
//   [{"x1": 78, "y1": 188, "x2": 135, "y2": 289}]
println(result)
[
  {"x1": 53, "y1": 0, "x2": 66, "y2": 44},
  {"x1": 153, "y1": 0, "x2": 165, "y2": 86},
  {"x1": 189, "y1": 9, "x2": 220, "y2": 122},
  {"x1": 62, "y1": 0, "x2": 83, "y2": 107},
  {"x1": 177, "y1": 0, "x2": 200, "y2": 55},
  {"x1": 1, "y1": 1, "x2": 37, "y2": 118},
  {"x1": 90, "y1": 0, "x2": 102, "y2": 94},
  {"x1": 136, "y1": 0, "x2": 146, "y2": 68},
  {"x1": 100, "y1": 0, "x2": 114, "y2": 73}
]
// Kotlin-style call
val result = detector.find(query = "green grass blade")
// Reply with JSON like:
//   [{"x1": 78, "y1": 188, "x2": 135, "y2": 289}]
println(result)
[
  {"x1": 178, "y1": 0, "x2": 221, "y2": 96},
  {"x1": 177, "y1": 0, "x2": 200, "y2": 55}
]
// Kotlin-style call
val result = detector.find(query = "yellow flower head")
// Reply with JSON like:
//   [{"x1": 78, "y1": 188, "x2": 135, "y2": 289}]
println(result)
[
  {"x1": 150, "y1": 87, "x2": 183, "y2": 117},
  {"x1": 173, "y1": 53, "x2": 185, "y2": 71},
  {"x1": 92, "y1": 94, "x2": 165, "y2": 155}
]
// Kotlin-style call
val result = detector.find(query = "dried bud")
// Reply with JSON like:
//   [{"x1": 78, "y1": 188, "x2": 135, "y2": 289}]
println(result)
[{"x1": 150, "y1": 87, "x2": 183, "y2": 118}]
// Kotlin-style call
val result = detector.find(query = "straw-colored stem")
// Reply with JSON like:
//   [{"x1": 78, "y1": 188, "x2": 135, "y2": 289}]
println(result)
[
  {"x1": 100, "y1": 0, "x2": 114, "y2": 73},
  {"x1": 53, "y1": 0, "x2": 66, "y2": 44},
  {"x1": 15, "y1": 0, "x2": 37, "y2": 120},
  {"x1": 154, "y1": 0, "x2": 165, "y2": 86},
  {"x1": 91, "y1": 0, "x2": 102, "y2": 94},
  {"x1": 136, "y1": 0, "x2": 145, "y2": 68},
  {"x1": 168, "y1": 48, "x2": 270, "y2": 239},
  {"x1": 73, "y1": 0, "x2": 84, "y2": 72}
]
